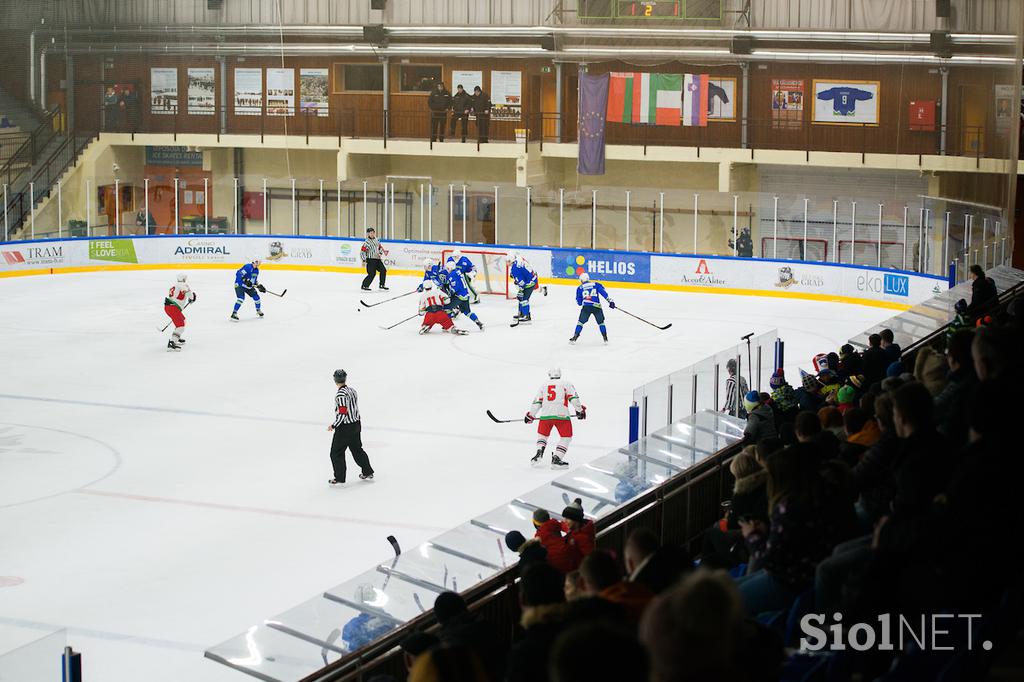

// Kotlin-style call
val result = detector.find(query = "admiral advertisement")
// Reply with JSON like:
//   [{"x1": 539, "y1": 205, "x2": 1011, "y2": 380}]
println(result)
[{"x1": 551, "y1": 248, "x2": 650, "y2": 284}]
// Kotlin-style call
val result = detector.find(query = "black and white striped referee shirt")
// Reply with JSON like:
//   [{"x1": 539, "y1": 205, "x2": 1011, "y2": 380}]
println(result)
[
  {"x1": 333, "y1": 386, "x2": 361, "y2": 426},
  {"x1": 360, "y1": 237, "x2": 384, "y2": 261}
]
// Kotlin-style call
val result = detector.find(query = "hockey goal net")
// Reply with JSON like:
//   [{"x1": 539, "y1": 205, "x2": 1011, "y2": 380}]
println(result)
[
  {"x1": 761, "y1": 237, "x2": 829, "y2": 262},
  {"x1": 441, "y1": 248, "x2": 514, "y2": 299},
  {"x1": 837, "y1": 241, "x2": 908, "y2": 270}
]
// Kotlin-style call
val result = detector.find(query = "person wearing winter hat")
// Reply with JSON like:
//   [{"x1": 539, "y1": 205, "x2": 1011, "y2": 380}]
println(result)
[
  {"x1": 743, "y1": 390, "x2": 778, "y2": 444},
  {"x1": 817, "y1": 369, "x2": 842, "y2": 403},
  {"x1": 838, "y1": 343, "x2": 863, "y2": 377},
  {"x1": 836, "y1": 385, "x2": 857, "y2": 414},
  {"x1": 945, "y1": 298, "x2": 972, "y2": 342},
  {"x1": 768, "y1": 369, "x2": 798, "y2": 424},
  {"x1": 795, "y1": 370, "x2": 825, "y2": 412},
  {"x1": 505, "y1": 530, "x2": 548, "y2": 568},
  {"x1": 885, "y1": 360, "x2": 905, "y2": 378},
  {"x1": 560, "y1": 498, "x2": 596, "y2": 558},
  {"x1": 532, "y1": 508, "x2": 582, "y2": 574}
]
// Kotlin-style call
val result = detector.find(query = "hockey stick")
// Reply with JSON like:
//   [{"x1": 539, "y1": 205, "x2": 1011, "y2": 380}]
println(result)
[
  {"x1": 380, "y1": 313, "x2": 419, "y2": 331},
  {"x1": 262, "y1": 287, "x2": 287, "y2": 298},
  {"x1": 487, "y1": 410, "x2": 580, "y2": 424},
  {"x1": 381, "y1": 535, "x2": 402, "y2": 590},
  {"x1": 320, "y1": 628, "x2": 342, "y2": 666},
  {"x1": 159, "y1": 301, "x2": 192, "y2": 332},
  {"x1": 413, "y1": 593, "x2": 426, "y2": 613},
  {"x1": 615, "y1": 306, "x2": 672, "y2": 331},
  {"x1": 360, "y1": 289, "x2": 417, "y2": 308}
]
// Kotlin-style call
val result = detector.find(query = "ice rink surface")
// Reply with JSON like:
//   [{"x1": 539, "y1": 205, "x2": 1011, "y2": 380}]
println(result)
[{"x1": 0, "y1": 268, "x2": 892, "y2": 681}]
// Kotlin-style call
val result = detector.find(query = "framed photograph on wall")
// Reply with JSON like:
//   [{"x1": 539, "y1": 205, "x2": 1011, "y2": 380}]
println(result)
[
  {"x1": 707, "y1": 77, "x2": 736, "y2": 122},
  {"x1": 300, "y1": 68, "x2": 329, "y2": 117},
  {"x1": 150, "y1": 68, "x2": 179, "y2": 115},
  {"x1": 187, "y1": 68, "x2": 215, "y2": 116},
  {"x1": 234, "y1": 68, "x2": 263, "y2": 116},
  {"x1": 812, "y1": 79, "x2": 880, "y2": 126},
  {"x1": 771, "y1": 79, "x2": 804, "y2": 129},
  {"x1": 266, "y1": 68, "x2": 295, "y2": 116}
]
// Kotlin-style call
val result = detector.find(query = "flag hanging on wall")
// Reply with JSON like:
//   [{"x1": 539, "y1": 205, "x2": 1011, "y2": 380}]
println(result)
[
  {"x1": 683, "y1": 74, "x2": 709, "y2": 127},
  {"x1": 578, "y1": 70, "x2": 609, "y2": 176},
  {"x1": 607, "y1": 72, "x2": 682, "y2": 126}
]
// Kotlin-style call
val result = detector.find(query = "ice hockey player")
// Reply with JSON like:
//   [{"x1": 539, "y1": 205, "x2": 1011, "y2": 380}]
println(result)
[
  {"x1": 446, "y1": 249, "x2": 479, "y2": 303},
  {"x1": 525, "y1": 367, "x2": 585, "y2": 467},
  {"x1": 231, "y1": 256, "x2": 265, "y2": 321},
  {"x1": 417, "y1": 257, "x2": 442, "y2": 292},
  {"x1": 509, "y1": 253, "x2": 539, "y2": 326},
  {"x1": 570, "y1": 272, "x2": 614, "y2": 344},
  {"x1": 445, "y1": 260, "x2": 484, "y2": 330},
  {"x1": 418, "y1": 280, "x2": 467, "y2": 335},
  {"x1": 164, "y1": 273, "x2": 197, "y2": 351},
  {"x1": 341, "y1": 583, "x2": 396, "y2": 650}
]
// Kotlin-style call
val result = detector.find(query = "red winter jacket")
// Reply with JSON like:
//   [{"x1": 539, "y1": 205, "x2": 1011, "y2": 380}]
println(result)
[
  {"x1": 534, "y1": 520, "x2": 582, "y2": 574},
  {"x1": 562, "y1": 520, "x2": 596, "y2": 558}
]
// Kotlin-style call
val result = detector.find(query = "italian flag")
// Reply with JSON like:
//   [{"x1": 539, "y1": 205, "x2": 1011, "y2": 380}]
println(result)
[
  {"x1": 683, "y1": 74, "x2": 709, "y2": 127},
  {"x1": 607, "y1": 72, "x2": 682, "y2": 126}
]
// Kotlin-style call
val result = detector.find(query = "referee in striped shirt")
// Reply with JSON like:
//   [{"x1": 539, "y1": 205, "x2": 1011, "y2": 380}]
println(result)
[
  {"x1": 360, "y1": 228, "x2": 388, "y2": 291},
  {"x1": 327, "y1": 369, "x2": 375, "y2": 485}
]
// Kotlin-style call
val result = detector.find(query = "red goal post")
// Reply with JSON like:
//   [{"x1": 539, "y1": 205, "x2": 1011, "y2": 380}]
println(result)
[{"x1": 440, "y1": 248, "x2": 515, "y2": 299}]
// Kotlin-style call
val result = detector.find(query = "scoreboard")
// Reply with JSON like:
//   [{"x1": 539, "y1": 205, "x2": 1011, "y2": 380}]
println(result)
[{"x1": 578, "y1": 0, "x2": 720, "y2": 19}]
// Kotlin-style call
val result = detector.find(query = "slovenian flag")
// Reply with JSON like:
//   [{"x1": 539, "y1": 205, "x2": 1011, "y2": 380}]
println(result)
[
  {"x1": 607, "y1": 72, "x2": 682, "y2": 126},
  {"x1": 683, "y1": 74, "x2": 709, "y2": 127}
]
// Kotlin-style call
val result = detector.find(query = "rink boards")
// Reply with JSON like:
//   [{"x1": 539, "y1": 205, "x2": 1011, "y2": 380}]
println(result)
[{"x1": 0, "y1": 234, "x2": 946, "y2": 309}]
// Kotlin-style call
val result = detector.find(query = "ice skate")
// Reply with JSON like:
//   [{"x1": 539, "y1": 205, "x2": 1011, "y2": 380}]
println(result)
[
  {"x1": 257, "y1": 310, "x2": 264, "y2": 318},
  {"x1": 359, "y1": 472, "x2": 374, "y2": 480},
  {"x1": 177, "y1": 338, "x2": 186, "y2": 345},
  {"x1": 551, "y1": 455, "x2": 569, "y2": 468},
  {"x1": 379, "y1": 285, "x2": 389, "y2": 291},
  {"x1": 602, "y1": 334, "x2": 609, "y2": 345},
  {"x1": 361, "y1": 286, "x2": 371, "y2": 291},
  {"x1": 447, "y1": 328, "x2": 468, "y2": 336},
  {"x1": 167, "y1": 340, "x2": 182, "y2": 351},
  {"x1": 475, "y1": 319, "x2": 484, "y2": 331},
  {"x1": 531, "y1": 448, "x2": 544, "y2": 463},
  {"x1": 230, "y1": 312, "x2": 239, "y2": 321},
  {"x1": 418, "y1": 326, "x2": 429, "y2": 335},
  {"x1": 328, "y1": 478, "x2": 344, "y2": 486},
  {"x1": 569, "y1": 335, "x2": 579, "y2": 345}
]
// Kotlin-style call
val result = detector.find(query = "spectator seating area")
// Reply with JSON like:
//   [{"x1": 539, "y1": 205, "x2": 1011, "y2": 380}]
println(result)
[{"x1": 317, "y1": 266, "x2": 1023, "y2": 682}]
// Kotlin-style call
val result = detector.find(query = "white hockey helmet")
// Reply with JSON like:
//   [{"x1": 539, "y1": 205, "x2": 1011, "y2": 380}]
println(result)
[
  {"x1": 451, "y1": 249, "x2": 462, "y2": 260},
  {"x1": 423, "y1": 257, "x2": 434, "y2": 269},
  {"x1": 176, "y1": 273, "x2": 187, "y2": 283},
  {"x1": 445, "y1": 260, "x2": 457, "y2": 271},
  {"x1": 510, "y1": 251, "x2": 521, "y2": 264},
  {"x1": 548, "y1": 367, "x2": 562, "y2": 379},
  {"x1": 355, "y1": 583, "x2": 376, "y2": 604},
  {"x1": 578, "y1": 272, "x2": 590, "y2": 283},
  {"x1": 250, "y1": 255, "x2": 262, "y2": 266},
  {"x1": 422, "y1": 279, "x2": 435, "y2": 290}
]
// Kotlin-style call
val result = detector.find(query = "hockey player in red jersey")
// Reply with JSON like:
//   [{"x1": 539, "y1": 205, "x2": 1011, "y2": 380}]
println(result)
[
  {"x1": 418, "y1": 280, "x2": 466, "y2": 335},
  {"x1": 164, "y1": 273, "x2": 197, "y2": 351},
  {"x1": 525, "y1": 367, "x2": 585, "y2": 467}
]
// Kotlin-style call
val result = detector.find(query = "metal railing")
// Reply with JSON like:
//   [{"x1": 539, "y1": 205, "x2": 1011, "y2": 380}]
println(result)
[{"x1": 0, "y1": 107, "x2": 61, "y2": 188}]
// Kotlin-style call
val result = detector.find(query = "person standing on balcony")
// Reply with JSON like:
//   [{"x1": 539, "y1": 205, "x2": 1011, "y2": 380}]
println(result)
[
  {"x1": 449, "y1": 84, "x2": 473, "y2": 143},
  {"x1": 428, "y1": 81, "x2": 451, "y2": 143},
  {"x1": 472, "y1": 86, "x2": 491, "y2": 143}
]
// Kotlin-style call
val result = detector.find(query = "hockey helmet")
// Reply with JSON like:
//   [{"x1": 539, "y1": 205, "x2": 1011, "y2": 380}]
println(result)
[
  {"x1": 333, "y1": 369, "x2": 347, "y2": 384},
  {"x1": 422, "y1": 280, "x2": 435, "y2": 290},
  {"x1": 954, "y1": 298, "x2": 968, "y2": 314},
  {"x1": 423, "y1": 257, "x2": 434, "y2": 269},
  {"x1": 578, "y1": 272, "x2": 590, "y2": 283},
  {"x1": 176, "y1": 273, "x2": 187, "y2": 283},
  {"x1": 451, "y1": 249, "x2": 462, "y2": 260},
  {"x1": 510, "y1": 251, "x2": 520, "y2": 264},
  {"x1": 445, "y1": 260, "x2": 457, "y2": 271},
  {"x1": 355, "y1": 583, "x2": 376, "y2": 604},
  {"x1": 250, "y1": 254, "x2": 262, "y2": 266},
  {"x1": 548, "y1": 367, "x2": 562, "y2": 379}
]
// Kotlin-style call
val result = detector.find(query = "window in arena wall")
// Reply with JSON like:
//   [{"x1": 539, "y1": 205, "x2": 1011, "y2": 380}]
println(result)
[
  {"x1": 333, "y1": 63, "x2": 384, "y2": 93},
  {"x1": 399, "y1": 65, "x2": 443, "y2": 93}
]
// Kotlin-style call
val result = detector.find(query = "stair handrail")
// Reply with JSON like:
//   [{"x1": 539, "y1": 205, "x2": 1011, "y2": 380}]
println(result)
[{"x1": 0, "y1": 106, "x2": 61, "y2": 189}]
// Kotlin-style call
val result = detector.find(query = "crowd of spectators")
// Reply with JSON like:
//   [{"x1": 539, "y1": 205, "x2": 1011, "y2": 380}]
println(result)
[{"x1": 362, "y1": 266, "x2": 1021, "y2": 682}]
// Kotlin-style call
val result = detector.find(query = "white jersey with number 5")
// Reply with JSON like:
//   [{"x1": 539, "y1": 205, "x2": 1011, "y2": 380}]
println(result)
[{"x1": 530, "y1": 379, "x2": 582, "y2": 420}]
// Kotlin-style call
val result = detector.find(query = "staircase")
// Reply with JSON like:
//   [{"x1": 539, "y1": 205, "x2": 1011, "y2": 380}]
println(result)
[{"x1": 0, "y1": 86, "x2": 97, "y2": 241}]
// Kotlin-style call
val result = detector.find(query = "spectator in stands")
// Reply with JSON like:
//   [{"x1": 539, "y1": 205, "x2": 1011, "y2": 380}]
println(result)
[
  {"x1": 817, "y1": 369, "x2": 842, "y2": 404},
  {"x1": 560, "y1": 499, "x2": 595, "y2": 558},
  {"x1": 967, "y1": 264, "x2": 998, "y2": 317},
  {"x1": 700, "y1": 448, "x2": 768, "y2": 571},
  {"x1": 839, "y1": 407, "x2": 879, "y2": 463},
  {"x1": 579, "y1": 550, "x2": 653, "y2": 624},
  {"x1": 722, "y1": 358, "x2": 749, "y2": 418},
  {"x1": 448, "y1": 84, "x2": 472, "y2": 142},
  {"x1": 104, "y1": 87, "x2": 121, "y2": 131},
  {"x1": 505, "y1": 563, "x2": 568, "y2": 682},
  {"x1": 533, "y1": 509, "x2": 582, "y2": 574},
  {"x1": 736, "y1": 443, "x2": 848, "y2": 614},
  {"x1": 399, "y1": 631, "x2": 439, "y2": 673},
  {"x1": 505, "y1": 530, "x2": 547, "y2": 568},
  {"x1": 887, "y1": 382, "x2": 952, "y2": 520},
  {"x1": 433, "y1": 592, "x2": 504, "y2": 682},
  {"x1": 852, "y1": 393, "x2": 900, "y2": 527},
  {"x1": 913, "y1": 345, "x2": 948, "y2": 396},
  {"x1": 793, "y1": 410, "x2": 821, "y2": 443},
  {"x1": 428, "y1": 81, "x2": 451, "y2": 143},
  {"x1": 742, "y1": 391, "x2": 777, "y2": 443},
  {"x1": 862, "y1": 333, "x2": 888, "y2": 386},
  {"x1": 563, "y1": 570, "x2": 584, "y2": 601},
  {"x1": 879, "y1": 328, "x2": 901, "y2": 365},
  {"x1": 933, "y1": 329, "x2": 977, "y2": 447},
  {"x1": 794, "y1": 371, "x2": 824, "y2": 412},
  {"x1": 471, "y1": 86, "x2": 491, "y2": 143},
  {"x1": 946, "y1": 298, "x2": 972, "y2": 340},
  {"x1": 836, "y1": 385, "x2": 857, "y2": 415},
  {"x1": 626, "y1": 527, "x2": 689, "y2": 593},
  {"x1": 972, "y1": 326, "x2": 1013, "y2": 381},
  {"x1": 818, "y1": 406, "x2": 844, "y2": 439},
  {"x1": 550, "y1": 622, "x2": 648, "y2": 682},
  {"x1": 640, "y1": 570, "x2": 745, "y2": 682},
  {"x1": 408, "y1": 642, "x2": 490, "y2": 682},
  {"x1": 768, "y1": 370, "x2": 798, "y2": 426},
  {"x1": 838, "y1": 344, "x2": 863, "y2": 379}
]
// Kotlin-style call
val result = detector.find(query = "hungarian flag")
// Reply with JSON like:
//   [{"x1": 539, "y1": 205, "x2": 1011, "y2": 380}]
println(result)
[
  {"x1": 607, "y1": 72, "x2": 682, "y2": 126},
  {"x1": 683, "y1": 74, "x2": 709, "y2": 127}
]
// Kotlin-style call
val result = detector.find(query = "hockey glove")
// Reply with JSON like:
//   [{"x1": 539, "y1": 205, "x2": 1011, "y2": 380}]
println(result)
[
  {"x1": 257, "y1": 284, "x2": 267, "y2": 293},
  {"x1": 576, "y1": 406, "x2": 587, "y2": 420},
  {"x1": 190, "y1": 292, "x2": 198, "y2": 302},
  {"x1": 524, "y1": 413, "x2": 535, "y2": 423},
  {"x1": 608, "y1": 301, "x2": 616, "y2": 309}
]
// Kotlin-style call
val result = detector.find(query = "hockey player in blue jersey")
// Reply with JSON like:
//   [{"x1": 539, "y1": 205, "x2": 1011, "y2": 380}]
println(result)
[
  {"x1": 231, "y1": 256, "x2": 265, "y2": 321},
  {"x1": 570, "y1": 272, "x2": 614, "y2": 344},
  {"x1": 417, "y1": 257, "x2": 443, "y2": 292},
  {"x1": 510, "y1": 253, "x2": 539, "y2": 326},
  {"x1": 445, "y1": 260, "x2": 484, "y2": 330},
  {"x1": 446, "y1": 249, "x2": 479, "y2": 303}
]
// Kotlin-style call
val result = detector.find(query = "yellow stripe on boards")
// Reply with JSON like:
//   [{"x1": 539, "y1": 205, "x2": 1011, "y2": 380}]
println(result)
[{"x1": 0, "y1": 263, "x2": 914, "y2": 311}]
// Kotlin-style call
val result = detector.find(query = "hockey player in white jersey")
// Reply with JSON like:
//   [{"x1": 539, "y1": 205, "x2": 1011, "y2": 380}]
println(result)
[
  {"x1": 417, "y1": 280, "x2": 467, "y2": 335},
  {"x1": 525, "y1": 368, "x2": 586, "y2": 468},
  {"x1": 163, "y1": 273, "x2": 197, "y2": 351}
]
